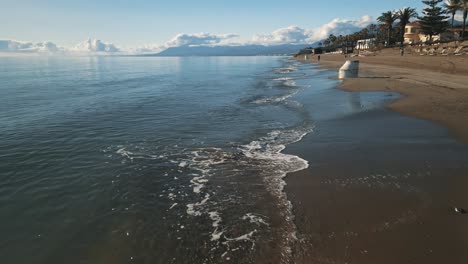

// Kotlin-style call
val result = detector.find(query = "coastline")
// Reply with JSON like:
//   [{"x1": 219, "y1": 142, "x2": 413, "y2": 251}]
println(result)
[
  {"x1": 297, "y1": 47, "x2": 468, "y2": 143},
  {"x1": 285, "y1": 50, "x2": 468, "y2": 264}
]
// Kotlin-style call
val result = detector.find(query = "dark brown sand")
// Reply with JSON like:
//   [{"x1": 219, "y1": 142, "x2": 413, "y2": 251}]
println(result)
[
  {"x1": 288, "y1": 165, "x2": 468, "y2": 264},
  {"x1": 287, "y1": 47, "x2": 468, "y2": 264}
]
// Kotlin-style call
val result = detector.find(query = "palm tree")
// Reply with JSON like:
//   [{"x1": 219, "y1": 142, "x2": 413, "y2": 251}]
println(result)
[
  {"x1": 461, "y1": 0, "x2": 468, "y2": 38},
  {"x1": 397, "y1": 7, "x2": 418, "y2": 46},
  {"x1": 328, "y1": 34, "x2": 337, "y2": 47},
  {"x1": 445, "y1": 0, "x2": 461, "y2": 28},
  {"x1": 369, "y1": 24, "x2": 377, "y2": 37},
  {"x1": 377, "y1": 11, "x2": 397, "y2": 46}
]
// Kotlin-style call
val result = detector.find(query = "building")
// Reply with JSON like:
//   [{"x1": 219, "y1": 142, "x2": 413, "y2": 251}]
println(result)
[
  {"x1": 342, "y1": 41, "x2": 355, "y2": 54},
  {"x1": 403, "y1": 22, "x2": 460, "y2": 44},
  {"x1": 355, "y1": 38, "x2": 376, "y2": 50},
  {"x1": 295, "y1": 47, "x2": 322, "y2": 57},
  {"x1": 404, "y1": 22, "x2": 422, "y2": 44}
]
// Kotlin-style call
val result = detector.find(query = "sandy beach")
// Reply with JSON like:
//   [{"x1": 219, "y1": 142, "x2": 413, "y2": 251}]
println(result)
[
  {"x1": 287, "y1": 47, "x2": 468, "y2": 264},
  {"x1": 303, "y1": 45, "x2": 468, "y2": 143}
]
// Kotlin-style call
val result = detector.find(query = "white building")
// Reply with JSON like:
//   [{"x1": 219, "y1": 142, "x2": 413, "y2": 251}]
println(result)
[{"x1": 355, "y1": 38, "x2": 376, "y2": 50}]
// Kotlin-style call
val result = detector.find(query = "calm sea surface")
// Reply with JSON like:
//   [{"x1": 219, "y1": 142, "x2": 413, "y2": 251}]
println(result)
[{"x1": 0, "y1": 56, "x2": 318, "y2": 264}]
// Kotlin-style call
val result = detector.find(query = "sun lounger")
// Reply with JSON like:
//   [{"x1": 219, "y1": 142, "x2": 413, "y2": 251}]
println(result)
[
  {"x1": 440, "y1": 48, "x2": 449, "y2": 56},
  {"x1": 419, "y1": 48, "x2": 429, "y2": 56},
  {"x1": 428, "y1": 48, "x2": 437, "y2": 56},
  {"x1": 454, "y1": 46, "x2": 466, "y2": 56}
]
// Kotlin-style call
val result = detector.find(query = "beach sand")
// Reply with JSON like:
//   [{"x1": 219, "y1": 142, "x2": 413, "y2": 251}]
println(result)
[
  {"x1": 286, "y1": 48, "x2": 468, "y2": 264},
  {"x1": 305, "y1": 46, "x2": 468, "y2": 143}
]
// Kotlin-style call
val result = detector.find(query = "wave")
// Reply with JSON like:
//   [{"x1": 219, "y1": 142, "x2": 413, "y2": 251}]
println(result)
[
  {"x1": 250, "y1": 91, "x2": 298, "y2": 105},
  {"x1": 183, "y1": 125, "x2": 313, "y2": 262},
  {"x1": 109, "y1": 123, "x2": 312, "y2": 262},
  {"x1": 275, "y1": 66, "x2": 298, "y2": 74},
  {"x1": 273, "y1": 77, "x2": 297, "y2": 88}
]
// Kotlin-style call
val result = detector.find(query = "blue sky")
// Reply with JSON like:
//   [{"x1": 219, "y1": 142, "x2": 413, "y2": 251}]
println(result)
[{"x1": 1, "y1": 0, "x2": 427, "y2": 49}]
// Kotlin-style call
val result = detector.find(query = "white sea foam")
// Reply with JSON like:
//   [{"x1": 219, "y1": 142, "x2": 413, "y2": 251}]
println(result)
[
  {"x1": 116, "y1": 148, "x2": 134, "y2": 161},
  {"x1": 273, "y1": 77, "x2": 297, "y2": 87},
  {"x1": 284, "y1": 80, "x2": 296, "y2": 87},
  {"x1": 251, "y1": 91, "x2": 298, "y2": 105},
  {"x1": 238, "y1": 126, "x2": 312, "y2": 261},
  {"x1": 240, "y1": 128, "x2": 311, "y2": 177},
  {"x1": 242, "y1": 213, "x2": 269, "y2": 226},
  {"x1": 276, "y1": 66, "x2": 298, "y2": 74},
  {"x1": 209, "y1": 211, "x2": 223, "y2": 241},
  {"x1": 273, "y1": 77, "x2": 293, "y2": 81},
  {"x1": 186, "y1": 193, "x2": 210, "y2": 216},
  {"x1": 225, "y1": 230, "x2": 257, "y2": 242},
  {"x1": 115, "y1": 147, "x2": 164, "y2": 161},
  {"x1": 190, "y1": 176, "x2": 208, "y2": 193}
]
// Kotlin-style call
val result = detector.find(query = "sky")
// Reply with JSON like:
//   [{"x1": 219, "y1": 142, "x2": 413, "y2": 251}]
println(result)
[{"x1": 0, "y1": 0, "x2": 445, "y2": 52}]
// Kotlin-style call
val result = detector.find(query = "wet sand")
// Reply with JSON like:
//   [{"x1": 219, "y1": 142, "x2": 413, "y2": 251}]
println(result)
[
  {"x1": 286, "y1": 49, "x2": 468, "y2": 264},
  {"x1": 302, "y1": 45, "x2": 468, "y2": 143}
]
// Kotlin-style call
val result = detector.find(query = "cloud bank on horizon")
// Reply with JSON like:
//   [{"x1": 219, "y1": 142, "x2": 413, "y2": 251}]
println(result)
[
  {"x1": 73, "y1": 39, "x2": 120, "y2": 53},
  {"x1": 252, "y1": 16, "x2": 373, "y2": 45},
  {"x1": 0, "y1": 39, "x2": 120, "y2": 54},
  {"x1": 0, "y1": 40, "x2": 62, "y2": 53},
  {"x1": 0, "y1": 16, "x2": 374, "y2": 55}
]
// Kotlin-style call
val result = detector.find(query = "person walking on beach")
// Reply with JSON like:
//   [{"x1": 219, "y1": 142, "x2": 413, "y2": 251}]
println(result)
[
  {"x1": 318, "y1": 55, "x2": 321, "y2": 62},
  {"x1": 400, "y1": 47, "x2": 405, "y2": 56}
]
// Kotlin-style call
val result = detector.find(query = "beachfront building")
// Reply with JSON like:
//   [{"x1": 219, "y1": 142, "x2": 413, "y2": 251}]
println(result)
[
  {"x1": 300, "y1": 47, "x2": 322, "y2": 54},
  {"x1": 404, "y1": 22, "x2": 423, "y2": 44},
  {"x1": 294, "y1": 47, "x2": 323, "y2": 57},
  {"x1": 342, "y1": 41, "x2": 354, "y2": 54},
  {"x1": 404, "y1": 22, "x2": 459, "y2": 44},
  {"x1": 355, "y1": 38, "x2": 376, "y2": 50}
]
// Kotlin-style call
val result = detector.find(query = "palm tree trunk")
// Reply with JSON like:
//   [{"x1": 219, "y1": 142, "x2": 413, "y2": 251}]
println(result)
[
  {"x1": 464, "y1": 10, "x2": 467, "y2": 39},
  {"x1": 401, "y1": 24, "x2": 405, "y2": 47},
  {"x1": 464, "y1": 23, "x2": 466, "y2": 39},
  {"x1": 387, "y1": 25, "x2": 392, "y2": 46},
  {"x1": 452, "y1": 12, "x2": 455, "y2": 28}
]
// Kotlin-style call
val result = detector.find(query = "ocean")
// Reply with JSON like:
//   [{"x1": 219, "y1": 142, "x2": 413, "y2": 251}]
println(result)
[
  {"x1": 0, "y1": 56, "x2": 318, "y2": 264},
  {"x1": 3, "y1": 55, "x2": 468, "y2": 264}
]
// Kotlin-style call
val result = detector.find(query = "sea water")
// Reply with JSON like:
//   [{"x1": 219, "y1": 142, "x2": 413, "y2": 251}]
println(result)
[{"x1": 0, "y1": 56, "x2": 315, "y2": 264}]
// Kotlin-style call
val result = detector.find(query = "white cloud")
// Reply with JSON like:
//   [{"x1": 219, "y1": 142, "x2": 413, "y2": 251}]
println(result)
[
  {"x1": 0, "y1": 38, "x2": 120, "y2": 54},
  {"x1": 0, "y1": 40, "x2": 61, "y2": 53},
  {"x1": 125, "y1": 33, "x2": 240, "y2": 54},
  {"x1": 129, "y1": 45, "x2": 163, "y2": 54},
  {"x1": 163, "y1": 33, "x2": 239, "y2": 47},
  {"x1": 250, "y1": 16, "x2": 373, "y2": 45},
  {"x1": 307, "y1": 15, "x2": 373, "y2": 41},
  {"x1": 72, "y1": 39, "x2": 120, "y2": 53},
  {"x1": 252, "y1": 26, "x2": 308, "y2": 45},
  {"x1": 454, "y1": 12, "x2": 464, "y2": 22}
]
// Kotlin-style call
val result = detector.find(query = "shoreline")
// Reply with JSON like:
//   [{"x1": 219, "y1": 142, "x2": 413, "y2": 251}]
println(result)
[
  {"x1": 285, "y1": 51, "x2": 468, "y2": 263},
  {"x1": 296, "y1": 48, "x2": 468, "y2": 143}
]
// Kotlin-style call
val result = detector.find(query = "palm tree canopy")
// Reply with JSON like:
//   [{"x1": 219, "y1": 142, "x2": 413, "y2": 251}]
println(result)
[
  {"x1": 377, "y1": 11, "x2": 397, "y2": 26},
  {"x1": 445, "y1": 0, "x2": 461, "y2": 14},
  {"x1": 462, "y1": 0, "x2": 468, "y2": 17},
  {"x1": 397, "y1": 7, "x2": 418, "y2": 24},
  {"x1": 461, "y1": 0, "x2": 468, "y2": 38},
  {"x1": 445, "y1": 0, "x2": 462, "y2": 28}
]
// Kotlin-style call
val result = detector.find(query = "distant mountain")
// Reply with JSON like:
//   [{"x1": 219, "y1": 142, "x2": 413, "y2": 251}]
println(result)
[{"x1": 143, "y1": 43, "x2": 318, "y2": 57}]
